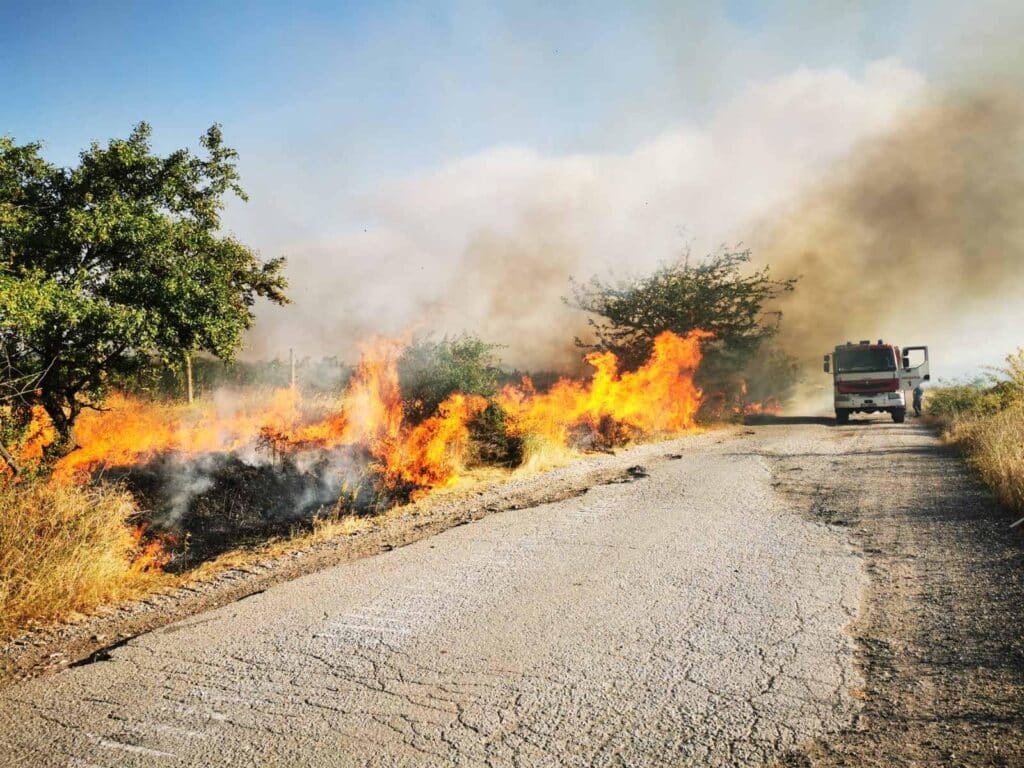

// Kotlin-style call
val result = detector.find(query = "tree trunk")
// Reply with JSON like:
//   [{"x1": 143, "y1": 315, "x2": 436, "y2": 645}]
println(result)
[
  {"x1": 40, "y1": 395, "x2": 77, "y2": 454},
  {"x1": 0, "y1": 442, "x2": 20, "y2": 477}
]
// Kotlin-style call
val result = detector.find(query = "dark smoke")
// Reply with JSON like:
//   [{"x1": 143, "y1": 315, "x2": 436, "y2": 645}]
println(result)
[{"x1": 758, "y1": 89, "x2": 1024, "y2": 367}]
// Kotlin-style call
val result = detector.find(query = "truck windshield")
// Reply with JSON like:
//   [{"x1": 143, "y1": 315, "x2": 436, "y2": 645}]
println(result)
[{"x1": 835, "y1": 348, "x2": 896, "y2": 373}]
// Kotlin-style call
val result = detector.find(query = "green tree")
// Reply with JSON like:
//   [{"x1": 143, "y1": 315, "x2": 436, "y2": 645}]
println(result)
[
  {"x1": 570, "y1": 249, "x2": 796, "y2": 365},
  {"x1": 570, "y1": 249, "x2": 799, "y2": 414},
  {"x1": 0, "y1": 123, "x2": 288, "y2": 451}
]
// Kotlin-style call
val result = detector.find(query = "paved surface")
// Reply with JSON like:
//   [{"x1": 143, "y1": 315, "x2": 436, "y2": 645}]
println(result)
[{"x1": 2, "y1": 419, "x2": 1021, "y2": 766}]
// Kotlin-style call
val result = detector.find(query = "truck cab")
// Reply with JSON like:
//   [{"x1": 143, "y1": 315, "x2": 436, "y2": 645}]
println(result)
[{"x1": 823, "y1": 340, "x2": 929, "y2": 424}]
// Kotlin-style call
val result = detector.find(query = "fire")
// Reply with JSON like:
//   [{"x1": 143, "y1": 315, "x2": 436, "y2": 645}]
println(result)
[
  {"x1": 129, "y1": 523, "x2": 172, "y2": 573},
  {"x1": 29, "y1": 330, "x2": 710, "y2": 511},
  {"x1": 50, "y1": 336, "x2": 489, "y2": 499},
  {"x1": 52, "y1": 387, "x2": 309, "y2": 482},
  {"x1": 497, "y1": 330, "x2": 711, "y2": 447}
]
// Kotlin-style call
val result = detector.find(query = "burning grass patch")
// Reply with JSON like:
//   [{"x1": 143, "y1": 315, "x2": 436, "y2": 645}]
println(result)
[{"x1": 0, "y1": 480, "x2": 165, "y2": 638}]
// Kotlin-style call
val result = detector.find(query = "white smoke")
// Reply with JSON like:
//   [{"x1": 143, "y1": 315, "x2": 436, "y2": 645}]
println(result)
[{"x1": 237, "y1": 59, "x2": 926, "y2": 370}]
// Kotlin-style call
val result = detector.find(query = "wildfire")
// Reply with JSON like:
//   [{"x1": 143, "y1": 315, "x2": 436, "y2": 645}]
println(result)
[
  {"x1": 19, "y1": 329, "x2": 711, "y2": 508},
  {"x1": 497, "y1": 330, "x2": 711, "y2": 446},
  {"x1": 129, "y1": 523, "x2": 173, "y2": 573}
]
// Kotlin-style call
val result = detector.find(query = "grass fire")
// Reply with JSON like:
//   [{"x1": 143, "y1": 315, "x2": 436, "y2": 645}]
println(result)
[{"x1": 3, "y1": 330, "x2": 713, "y2": 586}]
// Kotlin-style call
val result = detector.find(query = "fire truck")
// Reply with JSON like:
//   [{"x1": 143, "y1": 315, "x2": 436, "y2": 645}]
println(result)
[{"x1": 823, "y1": 340, "x2": 930, "y2": 424}]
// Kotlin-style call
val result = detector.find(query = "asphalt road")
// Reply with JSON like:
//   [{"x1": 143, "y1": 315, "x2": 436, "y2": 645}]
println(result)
[{"x1": 2, "y1": 418, "x2": 1021, "y2": 766}]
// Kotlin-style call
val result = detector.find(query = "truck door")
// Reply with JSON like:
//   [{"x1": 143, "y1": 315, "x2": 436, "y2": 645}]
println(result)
[{"x1": 900, "y1": 346, "x2": 930, "y2": 390}]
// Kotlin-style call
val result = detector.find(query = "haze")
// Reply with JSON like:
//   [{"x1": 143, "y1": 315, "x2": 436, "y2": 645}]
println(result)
[{"x1": 3, "y1": 0, "x2": 1021, "y2": 379}]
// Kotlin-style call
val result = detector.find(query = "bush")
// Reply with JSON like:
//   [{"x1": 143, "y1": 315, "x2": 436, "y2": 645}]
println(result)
[
  {"x1": 928, "y1": 348, "x2": 1024, "y2": 513},
  {"x1": 398, "y1": 335, "x2": 504, "y2": 423},
  {"x1": 570, "y1": 249, "x2": 799, "y2": 412},
  {"x1": 0, "y1": 480, "x2": 162, "y2": 637}
]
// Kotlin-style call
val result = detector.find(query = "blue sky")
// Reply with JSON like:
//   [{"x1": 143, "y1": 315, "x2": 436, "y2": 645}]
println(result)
[{"x1": 2, "y1": 1, "x2": 921, "y2": 174}]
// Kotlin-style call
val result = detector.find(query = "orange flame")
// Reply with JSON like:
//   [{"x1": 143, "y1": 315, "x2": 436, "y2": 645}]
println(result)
[
  {"x1": 129, "y1": 523, "x2": 172, "y2": 573},
  {"x1": 35, "y1": 330, "x2": 710, "y2": 505},
  {"x1": 497, "y1": 330, "x2": 711, "y2": 446},
  {"x1": 50, "y1": 337, "x2": 487, "y2": 499}
]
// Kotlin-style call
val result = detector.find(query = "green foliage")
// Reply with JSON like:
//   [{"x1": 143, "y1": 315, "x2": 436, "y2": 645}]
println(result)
[
  {"x1": 0, "y1": 124, "x2": 288, "y2": 448},
  {"x1": 570, "y1": 249, "x2": 799, "y2": 413},
  {"x1": 570, "y1": 248, "x2": 797, "y2": 368},
  {"x1": 398, "y1": 335, "x2": 504, "y2": 423}
]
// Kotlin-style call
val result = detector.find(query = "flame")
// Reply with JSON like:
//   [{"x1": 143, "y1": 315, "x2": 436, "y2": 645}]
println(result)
[
  {"x1": 31, "y1": 330, "x2": 710, "y2": 507},
  {"x1": 129, "y1": 523, "x2": 172, "y2": 573},
  {"x1": 50, "y1": 337, "x2": 487, "y2": 499},
  {"x1": 497, "y1": 330, "x2": 711, "y2": 447}
]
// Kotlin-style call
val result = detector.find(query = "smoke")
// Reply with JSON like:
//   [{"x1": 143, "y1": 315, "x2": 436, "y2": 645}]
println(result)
[
  {"x1": 759, "y1": 88, "x2": 1024, "y2": 369},
  {"x1": 238, "y1": 60, "x2": 926, "y2": 371}
]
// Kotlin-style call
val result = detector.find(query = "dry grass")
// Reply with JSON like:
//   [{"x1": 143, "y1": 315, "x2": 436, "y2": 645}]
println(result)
[
  {"x1": 942, "y1": 400, "x2": 1024, "y2": 513},
  {"x1": 0, "y1": 480, "x2": 165, "y2": 638}
]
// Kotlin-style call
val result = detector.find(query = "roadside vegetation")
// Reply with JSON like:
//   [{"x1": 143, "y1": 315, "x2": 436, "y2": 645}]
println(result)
[
  {"x1": 1, "y1": 124, "x2": 802, "y2": 640},
  {"x1": 570, "y1": 248, "x2": 800, "y2": 418},
  {"x1": 0, "y1": 481, "x2": 163, "y2": 637},
  {"x1": 926, "y1": 349, "x2": 1024, "y2": 513}
]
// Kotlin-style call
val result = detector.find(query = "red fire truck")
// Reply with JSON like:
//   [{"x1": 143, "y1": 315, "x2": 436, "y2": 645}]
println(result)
[{"x1": 823, "y1": 340, "x2": 930, "y2": 424}]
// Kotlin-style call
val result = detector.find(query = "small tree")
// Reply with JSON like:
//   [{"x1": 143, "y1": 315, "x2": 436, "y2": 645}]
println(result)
[
  {"x1": 0, "y1": 123, "x2": 288, "y2": 451},
  {"x1": 570, "y1": 249, "x2": 799, "y2": 413}
]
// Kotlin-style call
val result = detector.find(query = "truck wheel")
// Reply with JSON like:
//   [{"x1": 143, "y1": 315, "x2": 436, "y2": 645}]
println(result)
[
  {"x1": 891, "y1": 408, "x2": 906, "y2": 423},
  {"x1": 835, "y1": 409, "x2": 850, "y2": 425}
]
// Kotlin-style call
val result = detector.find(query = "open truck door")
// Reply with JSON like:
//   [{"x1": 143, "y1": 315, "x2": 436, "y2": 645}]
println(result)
[{"x1": 900, "y1": 346, "x2": 930, "y2": 390}]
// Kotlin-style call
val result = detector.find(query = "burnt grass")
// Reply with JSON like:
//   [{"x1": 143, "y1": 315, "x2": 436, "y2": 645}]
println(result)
[
  {"x1": 105, "y1": 413, "x2": 651, "y2": 573},
  {"x1": 108, "y1": 449, "x2": 393, "y2": 571}
]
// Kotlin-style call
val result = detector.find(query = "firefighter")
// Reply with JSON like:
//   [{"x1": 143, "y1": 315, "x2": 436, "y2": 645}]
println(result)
[{"x1": 912, "y1": 383, "x2": 924, "y2": 417}]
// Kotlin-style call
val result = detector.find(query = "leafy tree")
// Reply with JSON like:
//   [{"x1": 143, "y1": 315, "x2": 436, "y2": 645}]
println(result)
[
  {"x1": 570, "y1": 249, "x2": 796, "y2": 366},
  {"x1": 570, "y1": 249, "x2": 799, "y2": 414},
  {"x1": 0, "y1": 123, "x2": 288, "y2": 451}
]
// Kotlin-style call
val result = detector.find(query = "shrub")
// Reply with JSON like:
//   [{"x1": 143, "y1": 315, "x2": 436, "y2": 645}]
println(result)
[
  {"x1": 0, "y1": 480, "x2": 161, "y2": 637},
  {"x1": 398, "y1": 335, "x2": 504, "y2": 423}
]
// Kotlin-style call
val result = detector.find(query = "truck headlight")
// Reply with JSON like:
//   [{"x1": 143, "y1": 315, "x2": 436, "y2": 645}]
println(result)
[
  {"x1": 836, "y1": 394, "x2": 852, "y2": 401},
  {"x1": 888, "y1": 392, "x2": 901, "y2": 400}
]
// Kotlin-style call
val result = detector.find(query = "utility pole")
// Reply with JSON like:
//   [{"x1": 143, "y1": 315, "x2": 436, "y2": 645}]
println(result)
[
  {"x1": 289, "y1": 348, "x2": 296, "y2": 390},
  {"x1": 185, "y1": 352, "x2": 194, "y2": 404}
]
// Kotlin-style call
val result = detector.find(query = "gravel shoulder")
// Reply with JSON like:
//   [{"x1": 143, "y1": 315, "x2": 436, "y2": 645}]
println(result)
[{"x1": 769, "y1": 418, "x2": 1024, "y2": 766}]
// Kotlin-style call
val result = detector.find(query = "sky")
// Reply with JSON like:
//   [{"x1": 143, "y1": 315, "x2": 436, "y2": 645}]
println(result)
[{"x1": 2, "y1": 1, "x2": 1021, "y2": 380}]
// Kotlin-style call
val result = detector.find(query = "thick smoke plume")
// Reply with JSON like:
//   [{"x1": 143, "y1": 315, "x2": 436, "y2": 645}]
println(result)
[{"x1": 760, "y1": 89, "x2": 1024, "y2": 368}]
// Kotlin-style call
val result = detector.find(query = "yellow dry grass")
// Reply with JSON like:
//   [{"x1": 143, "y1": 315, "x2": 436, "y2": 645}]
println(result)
[
  {"x1": 0, "y1": 480, "x2": 164, "y2": 638},
  {"x1": 943, "y1": 400, "x2": 1024, "y2": 513}
]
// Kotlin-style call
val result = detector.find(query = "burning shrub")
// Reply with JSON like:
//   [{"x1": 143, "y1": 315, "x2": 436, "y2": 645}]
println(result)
[
  {"x1": 398, "y1": 335, "x2": 503, "y2": 423},
  {"x1": 570, "y1": 249, "x2": 799, "y2": 416},
  {"x1": 0, "y1": 479, "x2": 163, "y2": 637}
]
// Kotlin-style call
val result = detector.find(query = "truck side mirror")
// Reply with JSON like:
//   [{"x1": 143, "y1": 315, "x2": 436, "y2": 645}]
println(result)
[
  {"x1": 822, "y1": 355, "x2": 830, "y2": 373},
  {"x1": 902, "y1": 357, "x2": 910, "y2": 369},
  {"x1": 924, "y1": 374, "x2": 930, "y2": 381}
]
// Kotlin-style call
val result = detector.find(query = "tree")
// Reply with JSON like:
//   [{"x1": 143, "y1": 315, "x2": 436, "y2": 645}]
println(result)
[
  {"x1": 570, "y1": 248, "x2": 796, "y2": 366},
  {"x1": 569, "y1": 249, "x2": 799, "y2": 414},
  {"x1": 0, "y1": 123, "x2": 288, "y2": 451}
]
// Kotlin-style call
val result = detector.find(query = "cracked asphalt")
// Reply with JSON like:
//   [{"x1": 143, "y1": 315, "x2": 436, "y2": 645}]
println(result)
[{"x1": 2, "y1": 418, "x2": 1020, "y2": 766}]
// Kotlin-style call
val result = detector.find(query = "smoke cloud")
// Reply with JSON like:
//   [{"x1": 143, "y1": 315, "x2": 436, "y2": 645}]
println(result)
[
  {"x1": 760, "y1": 88, "x2": 1024, "y2": 370},
  {"x1": 240, "y1": 60, "x2": 926, "y2": 371}
]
